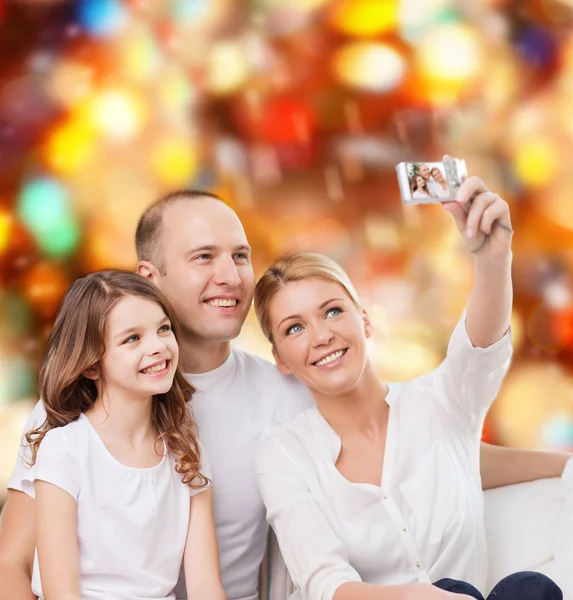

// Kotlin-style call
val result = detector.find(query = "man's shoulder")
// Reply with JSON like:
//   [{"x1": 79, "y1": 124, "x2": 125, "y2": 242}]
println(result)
[{"x1": 231, "y1": 348, "x2": 303, "y2": 386}]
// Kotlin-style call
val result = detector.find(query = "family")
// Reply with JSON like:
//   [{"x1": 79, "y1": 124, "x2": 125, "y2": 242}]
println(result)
[
  {"x1": 410, "y1": 163, "x2": 451, "y2": 199},
  {"x1": 0, "y1": 173, "x2": 570, "y2": 600}
]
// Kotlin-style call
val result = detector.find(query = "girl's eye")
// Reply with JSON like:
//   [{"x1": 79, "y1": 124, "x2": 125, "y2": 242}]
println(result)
[
  {"x1": 286, "y1": 324, "x2": 303, "y2": 336},
  {"x1": 158, "y1": 324, "x2": 172, "y2": 333},
  {"x1": 326, "y1": 307, "x2": 342, "y2": 318},
  {"x1": 124, "y1": 334, "x2": 140, "y2": 344}
]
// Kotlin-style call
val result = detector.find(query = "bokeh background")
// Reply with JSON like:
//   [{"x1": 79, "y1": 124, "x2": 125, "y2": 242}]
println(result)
[{"x1": 1, "y1": 0, "x2": 573, "y2": 504}]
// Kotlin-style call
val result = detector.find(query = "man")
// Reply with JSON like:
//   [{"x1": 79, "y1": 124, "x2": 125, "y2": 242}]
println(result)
[
  {"x1": 1, "y1": 189, "x2": 570, "y2": 600},
  {"x1": 418, "y1": 163, "x2": 443, "y2": 198}
]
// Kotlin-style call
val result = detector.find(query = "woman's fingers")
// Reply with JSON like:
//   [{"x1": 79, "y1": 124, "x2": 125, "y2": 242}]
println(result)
[
  {"x1": 465, "y1": 192, "x2": 497, "y2": 238},
  {"x1": 479, "y1": 198, "x2": 511, "y2": 235}
]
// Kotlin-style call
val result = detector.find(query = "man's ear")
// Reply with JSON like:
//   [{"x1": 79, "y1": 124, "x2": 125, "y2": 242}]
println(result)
[
  {"x1": 83, "y1": 365, "x2": 100, "y2": 381},
  {"x1": 272, "y1": 346, "x2": 292, "y2": 376},
  {"x1": 137, "y1": 261, "x2": 159, "y2": 282},
  {"x1": 361, "y1": 308, "x2": 373, "y2": 339}
]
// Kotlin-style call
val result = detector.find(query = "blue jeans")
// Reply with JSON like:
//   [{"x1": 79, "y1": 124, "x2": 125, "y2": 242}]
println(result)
[{"x1": 434, "y1": 572, "x2": 562, "y2": 600}]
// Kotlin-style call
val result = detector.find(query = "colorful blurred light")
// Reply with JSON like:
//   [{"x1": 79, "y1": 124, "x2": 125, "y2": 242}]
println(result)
[
  {"x1": 21, "y1": 262, "x2": 70, "y2": 319},
  {"x1": 416, "y1": 23, "x2": 483, "y2": 86},
  {"x1": 17, "y1": 179, "x2": 80, "y2": 258},
  {"x1": 517, "y1": 26, "x2": 558, "y2": 68},
  {"x1": 207, "y1": 41, "x2": 250, "y2": 95},
  {"x1": 0, "y1": 209, "x2": 12, "y2": 255},
  {"x1": 542, "y1": 414, "x2": 573, "y2": 451},
  {"x1": 399, "y1": 0, "x2": 454, "y2": 41},
  {"x1": 0, "y1": 354, "x2": 36, "y2": 407},
  {"x1": 88, "y1": 89, "x2": 148, "y2": 141},
  {"x1": 119, "y1": 27, "x2": 160, "y2": 83},
  {"x1": 44, "y1": 118, "x2": 96, "y2": 174},
  {"x1": 83, "y1": 218, "x2": 137, "y2": 271},
  {"x1": 258, "y1": 0, "x2": 330, "y2": 11},
  {"x1": 77, "y1": 0, "x2": 127, "y2": 37},
  {"x1": 333, "y1": 42, "x2": 406, "y2": 93},
  {"x1": 538, "y1": 183, "x2": 573, "y2": 231},
  {"x1": 0, "y1": 292, "x2": 32, "y2": 338},
  {"x1": 171, "y1": 0, "x2": 210, "y2": 21},
  {"x1": 513, "y1": 138, "x2": 558, "y2": 188},
  {"x1": 157, "y1": 69, "x2": 194, "y2": 115},
  {"x1": 329, "y1": 0, "x2": 398, "y2": 37},
  {"x1": 46, "y1": 60, "x2": 93, "y2": 108},
  {"x1": 151, "y1": 138, "x2": 198, "y2": 186}
]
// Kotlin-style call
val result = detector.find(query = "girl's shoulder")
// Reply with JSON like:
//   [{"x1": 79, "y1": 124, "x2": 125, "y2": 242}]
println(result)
[{"x1": 42, "y1": 416, "x2": 90, "y2": 450}]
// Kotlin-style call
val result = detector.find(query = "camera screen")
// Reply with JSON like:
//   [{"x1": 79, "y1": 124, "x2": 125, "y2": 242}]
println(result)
[{"x1": 406, "y1": 162, "x2": 450, "y2": 201}]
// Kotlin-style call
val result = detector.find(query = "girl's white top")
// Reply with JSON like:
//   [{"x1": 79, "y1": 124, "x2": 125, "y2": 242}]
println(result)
[
  {"x1": 23, "y1": 414, "x2": 211, "y2": 600},
  {"x1": 256, "y1": 314, "x2": 513, "y2": 600}
]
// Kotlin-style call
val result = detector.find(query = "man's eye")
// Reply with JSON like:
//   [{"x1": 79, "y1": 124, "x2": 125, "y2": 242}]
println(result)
[
  {"x1": 234, "y1": 253, "x2": 249, "y2": 260},
  {"x1": 197, "y1": 254, "x2": 212, "y2": 260}
]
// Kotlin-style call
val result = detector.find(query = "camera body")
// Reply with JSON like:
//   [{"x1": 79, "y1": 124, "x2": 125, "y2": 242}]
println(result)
[{"x1": 396, "y1": 157, "x2": 467, "y2": 205}]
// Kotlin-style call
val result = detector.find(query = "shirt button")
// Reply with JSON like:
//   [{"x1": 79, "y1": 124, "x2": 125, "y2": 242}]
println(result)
[
  {"x1": 383, "y1": 495, "x2": 387, "y2": 500},
  {"x1": 415, "y1": 562, "x2": 421, "y2": 568},
  {"x1": 402, "y1": 527, "x2": 407, "y2": 532}
]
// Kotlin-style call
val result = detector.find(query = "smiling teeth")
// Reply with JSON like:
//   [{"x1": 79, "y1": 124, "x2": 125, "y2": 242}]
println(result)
[
  {"x1": 142, "y1": 361, "x2": 167, "y2": 374},
  {"x1": 315, "y1": 350, "x2": 345, "y2": 367},
  {"x1": 207, "y1": 299, "x2": 237, "y2": 307}
]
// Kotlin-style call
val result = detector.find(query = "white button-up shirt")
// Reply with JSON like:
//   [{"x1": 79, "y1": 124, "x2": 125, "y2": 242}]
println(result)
[{"x1": 256, "y1": 315, "x2": 513, "y2": 600}]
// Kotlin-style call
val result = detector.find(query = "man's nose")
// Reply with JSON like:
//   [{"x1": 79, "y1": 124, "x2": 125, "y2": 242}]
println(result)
[{"x1": 214, "y1": 257, "x2": 241, "y2": 287}]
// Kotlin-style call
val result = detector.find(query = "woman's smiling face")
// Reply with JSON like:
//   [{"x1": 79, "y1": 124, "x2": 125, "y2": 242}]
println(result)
[{"x1": 268, "y1": 278, "x2": 372, "y2": 396}]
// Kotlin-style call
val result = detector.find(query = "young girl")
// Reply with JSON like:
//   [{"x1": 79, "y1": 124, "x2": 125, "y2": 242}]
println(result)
[
  {"x1": 23, "y1": 270, "x2": 226, "y2": 600},
  {"x1": 253, "y1": 176, "x2": 564, "y2": 600}
]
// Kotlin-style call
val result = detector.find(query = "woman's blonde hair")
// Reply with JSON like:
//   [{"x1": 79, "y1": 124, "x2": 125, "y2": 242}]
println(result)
[
  {"x1": 254, "y1": 252, "x2": 361, "y2": 343},
  {"x1": 26, "y1": 270, "x2": 209, "y2": 490}
]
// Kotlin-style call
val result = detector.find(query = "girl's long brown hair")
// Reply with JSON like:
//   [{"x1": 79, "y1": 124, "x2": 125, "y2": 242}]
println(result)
[{"x1": 25, "y1": 269, "x2": 209, "y2": 490}]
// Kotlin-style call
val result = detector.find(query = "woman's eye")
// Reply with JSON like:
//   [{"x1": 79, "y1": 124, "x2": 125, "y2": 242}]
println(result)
[
  {"x1": 326, "y1": 307, "x2": 342, "y2": 318},
  {"x1": 286, "y1": 324, "x2": 303, "y2": 335}
]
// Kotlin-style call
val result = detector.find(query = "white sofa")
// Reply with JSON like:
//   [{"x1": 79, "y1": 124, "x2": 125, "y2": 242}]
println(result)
[
  {"x1": 261, "y1": 472, "x2": 573, "y2": 600},
  {"x1": 484, "y1": 476, "x2": 571, "y2": 597}
]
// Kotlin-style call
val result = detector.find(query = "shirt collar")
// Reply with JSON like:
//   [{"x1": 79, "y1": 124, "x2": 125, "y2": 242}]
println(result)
[{"x1": 185, "y1": 349, "x2": 236, "y2": 394}]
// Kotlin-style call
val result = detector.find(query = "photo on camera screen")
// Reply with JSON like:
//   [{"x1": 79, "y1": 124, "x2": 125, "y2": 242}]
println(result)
[{"x1": 406, "y1": 162, "x2": 450, "y2": 202}]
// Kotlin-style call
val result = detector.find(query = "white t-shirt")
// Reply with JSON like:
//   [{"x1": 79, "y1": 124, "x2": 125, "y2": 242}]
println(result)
[
  {"x1": 427, "y1": 179, "x2": 446, "y2": 198},
  {"x1": 256, "y1": 316, "x2": 513, "y2": 600},
  {"x1": 9, "y1": 348, "x2": 314, "y2": 600},
  {"x1": 21, "y1": 414, "x2": 211, "y2": 600}
]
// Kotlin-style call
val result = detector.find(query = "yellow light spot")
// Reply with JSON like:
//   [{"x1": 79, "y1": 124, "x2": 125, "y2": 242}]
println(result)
[
  {"x1": 513, "y1": 138, "x2": 558, "y2": 188},
  {"x1": 44, "y1": 119, "x2": 96, "y2": 174},
  {"x1": 151, "y1": 138, "x2": 198, "y2": 186},
  {"x1": 0, "y1": 211, "x2": 13, "y2": 254},
  {"x1": 333, "y1": 42, "x2": 405, "y2": 92},
  {"x1": 88, "y1": 89, "x2": 148, "y2": 141},
  {"x1": 416, "y1": 23, "x2": 483, "y2": 85},
  {"x1": 330, "y1": 0, "x2": 398, "y2": 37}
]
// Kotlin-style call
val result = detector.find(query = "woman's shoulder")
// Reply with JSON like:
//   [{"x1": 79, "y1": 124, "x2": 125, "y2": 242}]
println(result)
[
  {"x1": 256, "y1": 407, "x2": 329, "y2": 476},
  {"x1": 261, "y1": 406, "x2": 319, "y2": 443}
]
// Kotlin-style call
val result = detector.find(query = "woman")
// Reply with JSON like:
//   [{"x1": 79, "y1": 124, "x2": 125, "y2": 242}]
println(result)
[
  {"x1": 430, "y1": 167, "x2": 451, "y2": 198},
  {"x1": 253, "y1": 177, "x2": 563, "y2": 600},
  {"x1": 410, "y1": 174, "x2": 431, "y2": 198}
]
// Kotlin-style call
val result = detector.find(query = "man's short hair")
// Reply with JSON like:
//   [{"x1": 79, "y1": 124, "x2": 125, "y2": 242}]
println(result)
[{"x1": 135, "y1": 190, "x2": 223, "y2": 272}]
